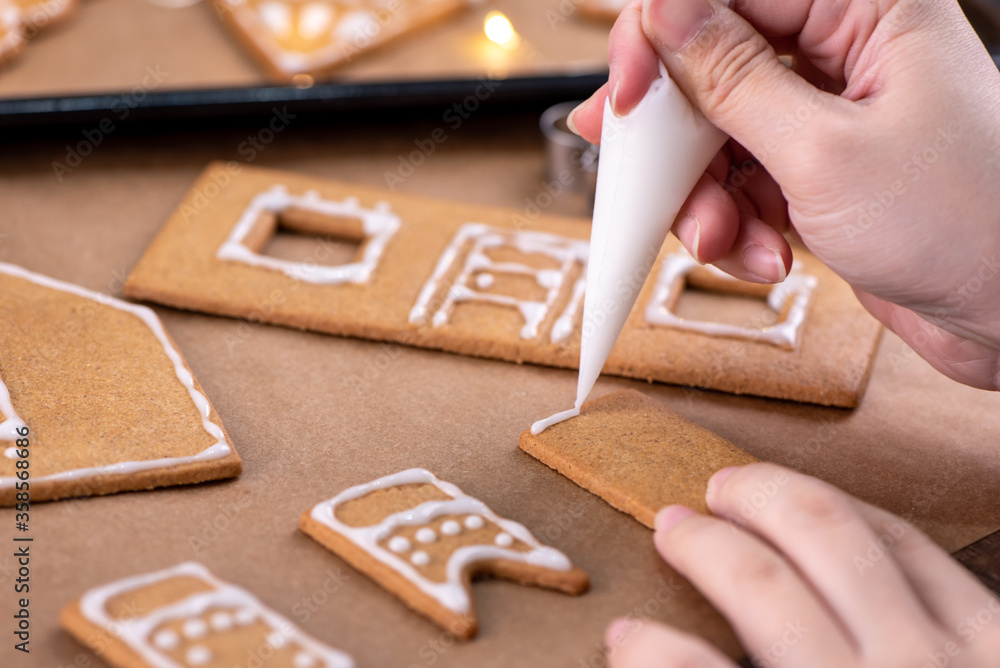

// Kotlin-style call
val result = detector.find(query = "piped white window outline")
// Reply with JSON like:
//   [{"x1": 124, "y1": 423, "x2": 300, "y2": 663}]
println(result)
[
  {"x1": 0, "y1": 263, "x2": 231, "y2": 490},
  {"x1": 78, "y1": 562, "x2": 354, "y2": 668},
  {"x1": 644, "y1": 252, "x2": 818, "y2": 349},
  {"x1": 307, "y1": 468, "x2": 574, "y2": 615},
  {"x1": 216, "y1": 184, "x2": 400, "y2": 285},
  {"x1": 408, "y1": 223, "x2": 588, "y2": 343}
]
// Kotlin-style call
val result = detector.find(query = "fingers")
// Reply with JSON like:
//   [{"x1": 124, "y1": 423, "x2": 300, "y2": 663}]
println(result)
[
  {"x1": 608, "y1": 0, "x2": 662, "y2": 117},
  {"x1": 568, "y1": 83, "x2": 608, "y2": 145},
  {"x1": 672, "y1": 173, "x2": 739, "y2": 263},
  {"x1": 653, "y1": 505, "x2": 856, "y2": 666},
  {"x1": 854, "y1": 291, "x2": 1000, "y2": 391},
  {"x1": 640, "y1": 0, "x2": 846, "y2": 173},
  {"x1": 708, "y1": 215, "x2": 791, "y2": 283},
  {"x1": 703, "y1": 463, "x2": 940, "y2": 652},
  {"x1": 606, "y1": 617, "x2": 735, "y2": 668},
  {"x1": 852, "y1": 500, "x2": 1000, "y2": 634}
]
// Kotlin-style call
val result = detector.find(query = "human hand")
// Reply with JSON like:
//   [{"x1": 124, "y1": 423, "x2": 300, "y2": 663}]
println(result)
[
  {"x1": 570, "y1": 0, "x2": 1000, "y2": 390},
  {"x1": 605, "y1": 463, "x2": 1000, "y2": 667}
]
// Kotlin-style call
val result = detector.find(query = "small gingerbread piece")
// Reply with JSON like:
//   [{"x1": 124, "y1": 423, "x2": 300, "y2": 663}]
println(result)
[
  {"x1": 61, "y1": 562, "x2": 355, "y2": 668},
  {"x1": 519, "y1": 389, "x2": 758, "y2": 528},
  {"x1": 300, "y1": 468, "x2": 589, "y2": 639}
]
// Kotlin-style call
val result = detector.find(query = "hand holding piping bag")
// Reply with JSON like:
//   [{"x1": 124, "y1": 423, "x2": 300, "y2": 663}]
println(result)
[{"x1": 570, "y1": 0, "x2": 1000, "y2": 391}]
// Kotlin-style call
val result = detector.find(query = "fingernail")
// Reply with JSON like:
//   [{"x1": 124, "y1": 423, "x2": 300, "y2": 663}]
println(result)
[
  {"x1": 608, "y1": 61, "x2": 624, "y2": 117},
  {"x1": 644, "y1": 0, "x2": 715, "y2": 52},
  {"x1": 655, "y1": 505, "x2": 695, "y2": 532},
  {"x1": 706, "y1": 465, "x2": 739, "y2": 502},
  {"x1": 566, "y1": 105, "x2": 582, "y2": 136},
  {"x1": 742, "y1": 245, "x2": 786, "y2": 283},
  {"x1": 674, "y1": 213, "x2": 704, "y2": 263}
]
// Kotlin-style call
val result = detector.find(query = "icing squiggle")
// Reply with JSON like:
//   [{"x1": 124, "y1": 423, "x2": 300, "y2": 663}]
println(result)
[
  {"x1": 308, "y1": 468, "x2": 573, "y2": 614},
  {"x1": 217, "y1": 185, "x2": 400, "y2": 285},
  {"x1": 408, "y1": 223, "x2": 588, "y2": 343},
  {"x1": 0, "y1": 263, "x2": 231, "y2": 490},
  {"x1": 78, "y1": 562, "x2": 354, "y2": 668},
  {"x1": 644, "y1": 253, "x2": 817, "y2": 349}
]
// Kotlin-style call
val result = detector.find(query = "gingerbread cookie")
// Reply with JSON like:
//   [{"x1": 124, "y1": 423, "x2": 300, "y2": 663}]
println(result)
[
  {"x1": 0, "y1": 263, "x2": 241, "y2": 504},
  {"x1": 0, "y1": 1, "x2": 23, "y2": 66},
  {"x1": 299, "y1": 468, "x2": 589, "y2": 638},
  {"x1": 519, "y1": 389, "x2": 758, "y2": 527},
  {"x1": 124, "y1": 163, "x2": 882, "y2": 406},
  {"x1": 213, "y1": 0, "x2": 468, "y2": 81},
  {"x1": 15, "y1": 0, "x2": 76, "y2": 33},
  {"x1": 61, "y1": 562, "x2": 355, "y2": 668}
]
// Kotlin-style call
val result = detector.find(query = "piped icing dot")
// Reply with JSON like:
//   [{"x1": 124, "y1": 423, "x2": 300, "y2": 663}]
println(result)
[
  {"x1": 152, "y1": 628, "x2": 180, "y2": 649},
  {"x1": 494, "y1": 532, "x2": 514, "y2": 547},
  {"x1": 415, "y1": 527, "x2": 437, "y2": 543},
  {"x1": 267, "y1": 630, "x2": 287, "y2": 648},
  {"x1": 411, "y1": 550, "x2": 430, "y2": 567},
  {"x1": 234, "y1": 607, "x2": 256, "y2": 625},
  {"x1": 3, "y1": 447, "x2": 17, "y2": 460},
  {"x1": 476, "y1": 273, "x2": 495, "y2": 289},
  {"x1": 388, "y1": 536, "x2": 411, "y2": 553},
  {"x1": 186, "y1": 645, "x2": 212, "y2": 666},
  {"x1": 464, "y1": 515, "x2": 484, "y2": 530},
  {"x1": 440, "y1": 520, "x2": 461, "y2": 536},
  {"x1": 294, "y1": 652, "x2": 318, "y2": 668},
  {"x1": 182, "y1": 618, "x2": 208, "y2": 639},
  {"x1": 209, "y1": 611, "x2": 233, "y2": 631}
]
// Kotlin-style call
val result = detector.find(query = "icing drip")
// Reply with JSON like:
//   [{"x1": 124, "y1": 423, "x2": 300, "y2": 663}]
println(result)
[
  {"x1": 309, "y1": 469, "x2": 573, "y2": 614},
  {"x1": 77, "y1": 562, "x2": 354, "y2": 668},
  {"x1": 409, "y1": 223, "x2": 588, "y2": 342},
  {"x1": 216, "y1": 185, "x2": 400, "y2": 285},
  {"x1": 644, "y1": 253, "x2": 817, "y2": 349},
  {"x1": 0, "y1": 263, "x2": 231, "y2": 490}
]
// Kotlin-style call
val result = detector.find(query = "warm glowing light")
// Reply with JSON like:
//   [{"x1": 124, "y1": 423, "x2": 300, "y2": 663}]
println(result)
[{"x1": 484, "y1": 11, "x2": 519, "y2": 49}]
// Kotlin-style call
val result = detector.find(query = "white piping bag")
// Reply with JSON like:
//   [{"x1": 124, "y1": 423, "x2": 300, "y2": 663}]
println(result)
[{"x1": 532, "y1": 64, "x2": 727, "y2": 434}]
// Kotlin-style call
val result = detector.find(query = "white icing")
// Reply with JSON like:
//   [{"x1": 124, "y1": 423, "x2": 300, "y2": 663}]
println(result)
[
  {"x1": 440, "y1": 520, "x2": 461, "y2": 536},
  {"x1": 475, "y1": 273, "x2": 495, "y2": 289},
  {"x1": 295, "y1": 652, "x2": 318, "y2": 668},
  {"x1": 234, "y1": 607, "x2": 256, "y2": 625},
  {"x1": 186, "y1": 645, "x2": 211, "y2": 666},
  {"x1": 298, "y1": 2, "x2": 334, "y2": 40},
  {"x1": 534, "y1": 63, "x2": 728, "y2": 433},
  {"x1": 464, "y1": 515, "x2": 484, "y2": 530},
  {"x1": 334, "y1": 10, "x2": 376, "y2": 42},
  {"x1": 182, "y1": 618, "x2": 208, "y2": 639},
  {"x1": 0, "y1": 263, "x2": 231, "y2": 489},
  {"x1": 388, "y1": 536, "x2": 411, "y2": 553},
  {"x1": 530, "y1": 407, "x2": 580, "y2": 436},
  {"x1": 308, "y1": 469, "x2": 573, "y2": 614},
  {"x1": 216, "y1": 185, "x2": 400, "y2": 285},
  {"x1": 494, "y1": 532, "x2": 513, "y2": 547},
  {"x1": 408, "y1": 223, "x2": 588, "y2": 342},
  {"x1": 257, "y1": 1, "x2": 292, "y2": 37},
  {"x1": 410, "y1": 550, "x2": 430, "y2": 567},
  {"x1": 0, "y1": 370, "x2": 26, "y2": 440},
  {"x1": 152, "y1": 629, "x2": 180, "y2": 650},
  {"x1": 209, "y1": 611, "x2": 233, "y2": 631},
  {"x1": 415, "y1": 527, "x2": 437, "y2": 543},
  {"x1": 78, "y1": 562, "x2": 354, "y2": 668},
  {"x1": 644, "y1": 253, "x2": 817, "y2": 348},
  {"x1": 3, "y1": 447, "x2": 18, "y2": 459}
]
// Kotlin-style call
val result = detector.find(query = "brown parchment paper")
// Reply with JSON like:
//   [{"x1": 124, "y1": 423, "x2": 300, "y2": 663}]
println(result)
[
  {"x1": 0, "y1": 0, "x2": 609, "y2": 98},
  {"x1": 0, "y1": 111, "x2": 998, "y2": 667}
]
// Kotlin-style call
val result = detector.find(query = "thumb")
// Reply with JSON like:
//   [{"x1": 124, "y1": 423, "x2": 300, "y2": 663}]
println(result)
[{"x1": 641, "y1": 0, "x2": 839, "y2": 167}]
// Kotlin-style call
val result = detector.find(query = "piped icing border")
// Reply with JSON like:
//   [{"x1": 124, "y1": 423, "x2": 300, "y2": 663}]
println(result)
[
  {"x1": 216, "y1": 184, "x2": 400, "y2": 285},
  {"x1": 308, "y1": 468, "x2": 573, "y2": 614},
  {"x1": 0, "y1": 263, "x2": 231, "y2": 490},
  {"x1": 644, "y1": 252, "x2": 818, "y2": 349},
  {"x1": 78, "y1": 561, "x2": 354, "y2": 668},
  {"x1": 408, "y1": 223, "x2": 588, "y2": 343}
]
